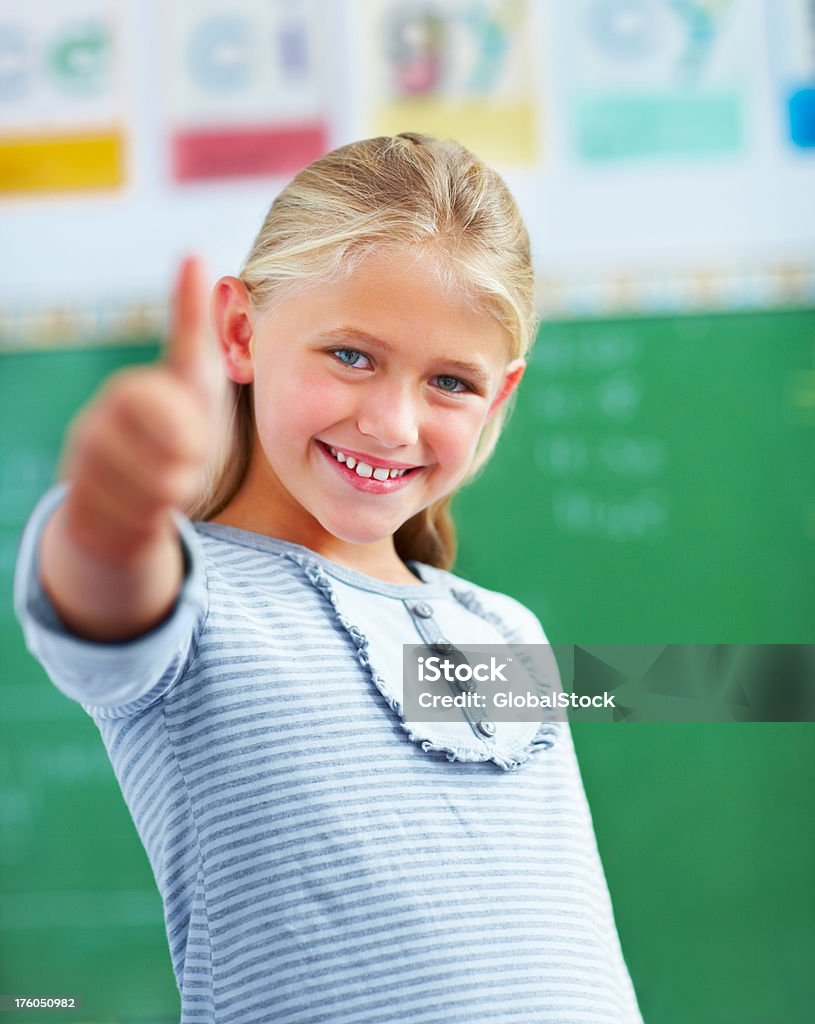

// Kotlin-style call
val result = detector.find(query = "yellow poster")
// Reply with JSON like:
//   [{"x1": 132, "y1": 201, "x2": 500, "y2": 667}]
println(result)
[
  {"x1": 0, "y1": 1, "x2": 125, "y2": 196},
  {"x1": 363, "y1": 0, "x2": 540, "y2": 166}
]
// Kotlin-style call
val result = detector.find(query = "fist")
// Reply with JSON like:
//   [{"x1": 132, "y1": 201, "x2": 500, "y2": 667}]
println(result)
[{"x1": 60, "y1": 258, "x2": 218, "y2": 560}]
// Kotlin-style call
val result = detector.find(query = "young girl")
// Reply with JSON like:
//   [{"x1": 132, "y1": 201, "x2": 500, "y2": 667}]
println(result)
[{"x1": 15, "y1": 133, "x2": 643, "y2": 1023}]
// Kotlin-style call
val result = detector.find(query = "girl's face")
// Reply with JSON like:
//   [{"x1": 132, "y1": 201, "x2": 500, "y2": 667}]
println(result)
[{"x1": 214, "y1": 250, "x2": 525, "y2": 565}]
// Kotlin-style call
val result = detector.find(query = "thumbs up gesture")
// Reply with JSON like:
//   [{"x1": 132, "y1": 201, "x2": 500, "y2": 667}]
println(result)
[
  {"x1": 60, "y1": 257, "x2": 217, "y2": 559},
  {"x1": 38, "y1": 258, "x2": 221, "y2": 640}
]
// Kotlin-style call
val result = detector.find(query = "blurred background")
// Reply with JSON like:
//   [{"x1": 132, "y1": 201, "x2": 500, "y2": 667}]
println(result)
[{"x1": 1, "y1": 1, "x2": 814, "y2": 1021}]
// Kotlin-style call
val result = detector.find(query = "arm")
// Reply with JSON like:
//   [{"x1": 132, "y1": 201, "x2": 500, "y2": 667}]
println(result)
[{"x1": 15, "y1": 482, "x2": 209, "y2": 712}]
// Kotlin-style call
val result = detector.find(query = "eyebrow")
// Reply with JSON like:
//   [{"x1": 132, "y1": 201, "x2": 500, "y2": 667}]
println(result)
[{"x1": 319, "y1": 326, "x2": 493, "y2": 389}]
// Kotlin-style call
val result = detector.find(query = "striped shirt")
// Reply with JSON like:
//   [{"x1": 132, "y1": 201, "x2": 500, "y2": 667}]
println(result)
[{"x1": 16, "y1": 486, "x2": 643, "y2": 1024}]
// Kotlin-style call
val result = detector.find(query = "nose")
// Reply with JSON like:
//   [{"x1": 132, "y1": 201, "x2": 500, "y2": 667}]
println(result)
[{"x1": 355, "y1": 380, "x2": 420, "y2": 449}]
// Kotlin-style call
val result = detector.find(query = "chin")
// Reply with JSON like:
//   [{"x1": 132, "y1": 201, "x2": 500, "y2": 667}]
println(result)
[{"x1": 319, "y1": 517, "x2": 400, "y2": 547}]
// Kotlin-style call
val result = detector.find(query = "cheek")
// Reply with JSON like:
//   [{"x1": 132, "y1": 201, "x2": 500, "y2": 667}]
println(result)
[
  {"x1": 430, "y1": 407, "x2": 486, "y2": 465},
  {"x1": 254, "y1": 373, "x2": 351, "y2": 445}
]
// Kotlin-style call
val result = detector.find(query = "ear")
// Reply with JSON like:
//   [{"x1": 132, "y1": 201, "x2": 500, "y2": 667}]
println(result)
[
  {"x1": 211, "y1": 276, "x2": 255, "y2": 384},
  {"x1": 487, "y1": 357, "x2": 526, "y2": 419}
]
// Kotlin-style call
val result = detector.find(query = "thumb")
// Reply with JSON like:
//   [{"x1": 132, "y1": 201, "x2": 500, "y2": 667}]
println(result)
[{"x1": 166, "y1": 255, "x2": 218, "y2": 408}]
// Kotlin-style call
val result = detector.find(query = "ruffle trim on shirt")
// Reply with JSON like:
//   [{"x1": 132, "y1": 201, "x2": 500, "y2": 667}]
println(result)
[
  {"x1": 450, "y1": 585, "x2": 562, "y2": 759},
  {"x1": 288, "y1": 554, "x2": 559, "y2": 772}
]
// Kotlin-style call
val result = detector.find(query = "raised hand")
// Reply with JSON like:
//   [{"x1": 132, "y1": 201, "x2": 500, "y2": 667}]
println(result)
[
  {"x1": 59, "y1": 257, "x2": 217, "y2": 561},
  {"x1": 39, "y1": 257, "x2": 220, "y2": 640}
]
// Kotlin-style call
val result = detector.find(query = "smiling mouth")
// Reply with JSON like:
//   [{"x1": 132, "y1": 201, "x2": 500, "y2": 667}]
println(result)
[{"x1": 319, "y1": 442, "x2": 421, "y2": 481}]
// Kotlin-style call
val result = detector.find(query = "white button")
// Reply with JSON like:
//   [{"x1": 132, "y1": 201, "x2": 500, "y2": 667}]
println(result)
[
  {"x1": 476, "y1": 720, "x2": 496, "y2": 738},
  {"x1": 412, "y1": 602, "x2": 433, "y2": 618}
]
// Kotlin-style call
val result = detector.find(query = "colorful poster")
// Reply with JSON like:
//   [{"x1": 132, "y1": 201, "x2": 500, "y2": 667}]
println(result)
[
  {"x1": 0, "y1": 0, "x2": 125, "y2": 196},
  {"x1": 771, "y1": 0, "x2": 815, "y2": 149},
  {"x1": 363, "y1": 0, "x2": 540, "y2": 165},
  {"x1": 563, "y1": 0, "x2": 748, "y2": 161},
  {"x1": 164, "y1": 0, "x2": 329, "y2": 182}
]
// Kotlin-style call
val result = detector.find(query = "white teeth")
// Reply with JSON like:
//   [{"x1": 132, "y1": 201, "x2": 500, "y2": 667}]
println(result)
[{"x1": 327, "y1": 444, "x2": 412, "y2": 480}]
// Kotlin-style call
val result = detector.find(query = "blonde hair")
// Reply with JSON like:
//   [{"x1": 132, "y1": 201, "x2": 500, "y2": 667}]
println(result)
[{"x1": 188, "y1": 132, "x2": 536, "y2": 570}]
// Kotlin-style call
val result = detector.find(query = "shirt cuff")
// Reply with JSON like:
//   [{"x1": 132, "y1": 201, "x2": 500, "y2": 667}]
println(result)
[{"x1": 13, "y1": 483, "x2": 209, "y2": 716}]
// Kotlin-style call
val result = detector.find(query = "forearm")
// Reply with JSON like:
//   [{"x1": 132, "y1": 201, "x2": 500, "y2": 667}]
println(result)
[{"x1": 39, "y1": 497, "x2": 185, "y2": 643}]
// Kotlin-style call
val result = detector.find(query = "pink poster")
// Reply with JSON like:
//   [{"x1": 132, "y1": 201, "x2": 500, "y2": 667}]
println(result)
[{"x1": 164, "y1": 0, "x2": 329, "y2": 182}]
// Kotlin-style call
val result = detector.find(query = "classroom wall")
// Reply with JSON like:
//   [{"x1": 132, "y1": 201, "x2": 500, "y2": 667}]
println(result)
[
  {"x1": 1, "y1": 2, "x2": 814, "y2": 1023},
  {"x1": 1, "y1": 0, "x2": 814, "y2": 336}
]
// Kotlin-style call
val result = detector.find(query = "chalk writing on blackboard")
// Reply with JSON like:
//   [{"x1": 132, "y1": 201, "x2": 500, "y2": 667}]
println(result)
[{"x1": 531, "y1": 327, "x2": 669, "y2": 541}]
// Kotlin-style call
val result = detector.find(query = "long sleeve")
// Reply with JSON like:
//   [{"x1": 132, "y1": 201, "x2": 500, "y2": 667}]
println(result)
[{"x1": 13, "y1": 483, "x2": 209, "y2": 718}]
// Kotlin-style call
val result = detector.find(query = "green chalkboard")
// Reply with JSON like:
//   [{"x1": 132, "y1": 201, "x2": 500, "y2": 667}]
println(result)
[
  {"x1": 1, "y1": 311, "x2": 814, "y2": 1023},
  {"x1": 457, "y1": 308, "x2": 815, "y2": 643},
  {"x1": 0, "y1": 345, "x2": 178, "y2": 1023}
]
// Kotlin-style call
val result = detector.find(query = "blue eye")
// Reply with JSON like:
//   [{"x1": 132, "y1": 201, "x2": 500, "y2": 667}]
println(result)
[
  {"x1": 435, "y1": 375, "x2": 468, "y2": 393},
  {"x1": 331, "y1": 348, "x2": 368, "y2": 368}
]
